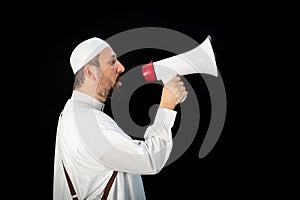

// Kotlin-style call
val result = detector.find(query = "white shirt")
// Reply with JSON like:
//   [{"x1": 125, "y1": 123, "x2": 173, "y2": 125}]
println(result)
[{"x1": 53, "y1": 90, "x2": 177, "y2": 200}]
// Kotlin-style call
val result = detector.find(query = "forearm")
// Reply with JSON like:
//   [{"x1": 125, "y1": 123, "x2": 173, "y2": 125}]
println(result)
[
  {"x1": 142, "y1": 108, "x2": 176, "y2": 173},
  {"x1": 97, "y1": 108, "x2": 176, "y2": 174}
]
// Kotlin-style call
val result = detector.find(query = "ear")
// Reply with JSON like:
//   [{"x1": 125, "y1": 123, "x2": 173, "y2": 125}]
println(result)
[{"x1": 83, "y1": 65, "x2": 96, "y2": 81}]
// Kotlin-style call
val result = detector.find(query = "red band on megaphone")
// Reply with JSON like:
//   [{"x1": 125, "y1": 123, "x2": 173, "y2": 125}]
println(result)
[{"x1": 142, "y1": 61, "x2": 157, "y2": 82}]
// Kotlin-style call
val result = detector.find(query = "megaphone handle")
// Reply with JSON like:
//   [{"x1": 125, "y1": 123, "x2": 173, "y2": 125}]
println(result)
[
  {"x1": 161, "y1": 74, "x2": 177, "y2": 85},
  {"x1": 161, "y1": 74, "x2": 187, "y2": 103}
]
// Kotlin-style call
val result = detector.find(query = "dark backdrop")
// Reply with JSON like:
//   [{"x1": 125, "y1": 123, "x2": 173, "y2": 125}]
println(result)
[{"x1": 10, "y1": 1, "x2": 281, "y2": 199}]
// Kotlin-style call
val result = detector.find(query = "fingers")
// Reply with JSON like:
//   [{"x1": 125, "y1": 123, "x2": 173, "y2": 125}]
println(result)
[
  {"x1": 176, "y1": 81, "x2": 184, "y2": 87},
  {"x1": 172, "y1": 76, "x2": 181, "y2": 82},
  {"x1": 178, "y1": 87, "x2": 188, "y2": 102},
  {"x1": 165, "y1": 76, "x2": 188, "y2": 102},
  {"x1": 160, "y1": 76, "x2": 188, "y2": 110}
]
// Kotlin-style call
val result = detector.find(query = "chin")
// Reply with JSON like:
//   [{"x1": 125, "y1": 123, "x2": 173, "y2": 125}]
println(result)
[{"x1": 106, "y1": 87, "x2": 114, "y2": 99}]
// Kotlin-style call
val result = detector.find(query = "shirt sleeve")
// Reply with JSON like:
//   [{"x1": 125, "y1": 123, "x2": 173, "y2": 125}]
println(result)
[{"x1": 79, "y1": 107, "x2": 177, "y2": 175}]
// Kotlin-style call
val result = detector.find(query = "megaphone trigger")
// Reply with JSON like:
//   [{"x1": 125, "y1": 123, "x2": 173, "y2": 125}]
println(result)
[{"x1": 180, "y1": 95, "x2": 187, "y2": 103}]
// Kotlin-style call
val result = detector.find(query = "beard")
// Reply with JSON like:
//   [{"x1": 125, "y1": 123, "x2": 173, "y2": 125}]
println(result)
[{"x1": 97, "y1": 75, "x2": 120, "y2": 101}]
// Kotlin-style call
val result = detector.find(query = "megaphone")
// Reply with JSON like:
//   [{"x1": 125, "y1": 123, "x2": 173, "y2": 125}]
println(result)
[{"x1": 142, "y1": 35, "x2": 218, "y2": 102}]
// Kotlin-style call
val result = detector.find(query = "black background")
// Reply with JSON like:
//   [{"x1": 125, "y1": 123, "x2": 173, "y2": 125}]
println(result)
[{"x1": 9, "y1": 1, "x2": 292, "y2": 199}]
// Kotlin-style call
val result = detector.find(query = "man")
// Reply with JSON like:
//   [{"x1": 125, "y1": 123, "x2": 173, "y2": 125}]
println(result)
[{"x1": 53, "y1": 37, "x2": 187, "y2": 200}]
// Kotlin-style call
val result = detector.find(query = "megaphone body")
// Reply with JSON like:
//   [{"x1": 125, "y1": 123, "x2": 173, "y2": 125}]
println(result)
[{"x1": 142, "y1": 36, "x2": 218, "y2": 101}]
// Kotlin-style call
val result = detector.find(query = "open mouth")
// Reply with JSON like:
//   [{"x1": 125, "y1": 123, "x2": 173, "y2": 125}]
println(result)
[{"x1": 116, "y1": 76, "x2": 122, "y2": 87}]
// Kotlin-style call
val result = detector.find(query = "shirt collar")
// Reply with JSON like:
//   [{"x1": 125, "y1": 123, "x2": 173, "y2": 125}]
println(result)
[{"x1": 71, "y1": 90, "x2": 105, "y2": 111}]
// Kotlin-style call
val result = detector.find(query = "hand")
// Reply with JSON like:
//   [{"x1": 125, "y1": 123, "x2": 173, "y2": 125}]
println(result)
[{"x1": 159, "y1": 76, "x2": 188, "y2": 110}]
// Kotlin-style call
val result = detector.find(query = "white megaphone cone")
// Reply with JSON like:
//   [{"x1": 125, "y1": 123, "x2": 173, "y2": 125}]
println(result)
[{"x1": 142, "y1": 35, "x2": 218, "y2": 102}]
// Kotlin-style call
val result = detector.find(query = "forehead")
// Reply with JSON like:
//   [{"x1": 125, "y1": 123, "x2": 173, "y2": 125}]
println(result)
[{"x1": 99, "y1": 46, "x2": 116, "y2": 62}]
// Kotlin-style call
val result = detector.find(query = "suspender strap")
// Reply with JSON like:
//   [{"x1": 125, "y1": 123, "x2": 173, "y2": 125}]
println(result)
[
  {"x1": 101, "y1": 171, "x2": 118, "y2": 200},
  {"x1": 62, "y1": 161, "x2": 118, "y2": 200},
  {"x1": 62, "y1": 161, "x2": 78, "y2": 200}
]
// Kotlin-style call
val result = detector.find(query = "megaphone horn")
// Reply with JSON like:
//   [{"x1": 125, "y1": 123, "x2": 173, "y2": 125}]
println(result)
[
  {"x1": 142, "y1": 35, "x2": 218, "y2": 84},
  {"x1": 141, "y1": 35, "x2": 218, "y2": 102}
]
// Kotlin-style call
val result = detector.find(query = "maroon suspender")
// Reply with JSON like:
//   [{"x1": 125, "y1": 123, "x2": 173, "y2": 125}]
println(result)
[{"x1": 62, "y1": 161, "x2": 117, "y2": 200}]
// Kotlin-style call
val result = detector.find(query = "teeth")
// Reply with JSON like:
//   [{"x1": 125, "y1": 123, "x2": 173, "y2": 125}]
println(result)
[{"x1": 117, "y1": 82, "x2": 122, "y2": 87}]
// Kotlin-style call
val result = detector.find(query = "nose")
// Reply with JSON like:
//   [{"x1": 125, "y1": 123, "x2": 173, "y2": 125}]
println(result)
[{"x1": 116, "y1": 61, "x2": 125, "y2": 73}]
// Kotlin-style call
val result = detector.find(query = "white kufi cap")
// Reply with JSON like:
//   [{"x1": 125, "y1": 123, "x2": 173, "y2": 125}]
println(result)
[{"x1": 70, "y1": 37, "x2": 109, "y2": 74}]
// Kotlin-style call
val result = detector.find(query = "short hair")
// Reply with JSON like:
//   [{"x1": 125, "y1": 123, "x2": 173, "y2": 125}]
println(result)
[{"x1": 73, "y1": 53, "x2": 101, "y2": 89}]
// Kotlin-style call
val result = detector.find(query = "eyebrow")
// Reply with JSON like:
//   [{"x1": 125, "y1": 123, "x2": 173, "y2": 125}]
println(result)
[{"x1": 106, "y1": 55, "x2": 116, "y2": 64}]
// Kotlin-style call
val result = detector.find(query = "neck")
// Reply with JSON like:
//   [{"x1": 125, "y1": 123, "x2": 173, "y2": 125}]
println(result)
[{"x1": 75, "y1": 85, "x2": 106, "y2": 103}]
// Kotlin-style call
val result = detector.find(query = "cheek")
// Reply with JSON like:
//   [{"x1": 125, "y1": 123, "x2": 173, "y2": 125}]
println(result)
[
  {"x1": 97, "y1": 74, "x2": 113, "y2": 89},
  {"x1": 106, "y1": 68, "x2": 117, "y2": 82},
  {"x1": 97, "y1": 68, "x2": 116, "y2": 88}
]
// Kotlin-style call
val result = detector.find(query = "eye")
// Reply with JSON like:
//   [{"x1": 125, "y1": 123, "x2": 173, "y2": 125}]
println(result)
[{"x1": 111, "y1": 60, "x2": 116, "y2": 65}]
